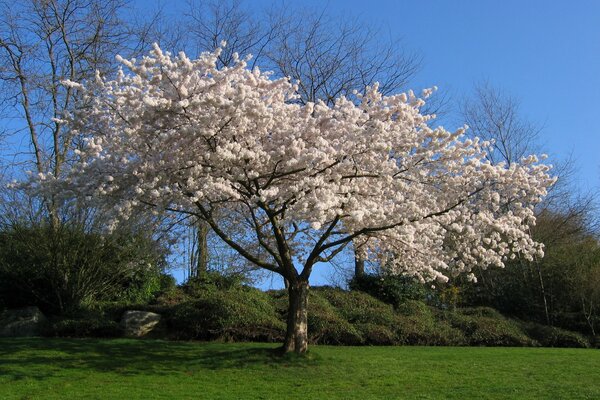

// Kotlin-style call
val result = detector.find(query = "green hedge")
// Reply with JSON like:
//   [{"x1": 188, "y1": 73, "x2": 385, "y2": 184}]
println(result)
[
  {"x1": 36, "y1": 281, "x2": 593, "y2": 349},
  {"x1": 520, "y1": 322, "x2": 590, "y2": 348},
  {"x1": 45, "y1": 318, "x2": 122, "y2": 338},
  {"x1": 167, "y1": 287, "x2": 285, "y2": 342},
  {"x1": 445, "y1": 308, "x2": 534, "y2": 347}
]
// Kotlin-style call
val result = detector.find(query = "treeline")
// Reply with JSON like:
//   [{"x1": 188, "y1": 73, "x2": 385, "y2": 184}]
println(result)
[
  {"x1": 0, "y1": 267, "x2": 593, "y2": 349},
  {"x1": 0, "y1": 213, "x2": 597, "y2": 348}
]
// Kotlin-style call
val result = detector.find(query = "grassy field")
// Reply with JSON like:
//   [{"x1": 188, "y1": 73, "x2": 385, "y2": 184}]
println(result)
[{"x1": 1, "y1": 338, "x2": 599, "y2": 399}]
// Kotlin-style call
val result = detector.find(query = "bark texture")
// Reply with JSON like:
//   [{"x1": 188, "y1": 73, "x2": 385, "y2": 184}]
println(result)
[{"x1": 283, "y1": 280, "x2": 309, "y2": 354}]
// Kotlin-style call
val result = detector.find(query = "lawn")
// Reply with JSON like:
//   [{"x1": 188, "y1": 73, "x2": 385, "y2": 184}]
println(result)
[{"x1": 1, "y1": 338, "x2": 598, "y2": 399}]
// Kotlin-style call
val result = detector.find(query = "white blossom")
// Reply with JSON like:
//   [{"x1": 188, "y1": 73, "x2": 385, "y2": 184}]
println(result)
[{"x1": 40, "y1": 45, "x2": 555, "y2": 283}]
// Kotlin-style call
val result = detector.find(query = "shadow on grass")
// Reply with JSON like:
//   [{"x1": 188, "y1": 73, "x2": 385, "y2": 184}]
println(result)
[{"x1": 0, "y1": 338, "x2": 320, "y2": 381}]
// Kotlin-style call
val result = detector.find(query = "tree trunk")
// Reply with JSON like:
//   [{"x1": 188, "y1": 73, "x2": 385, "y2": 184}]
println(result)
[
  {"x1": 283, "y1": 280, "x2": 309, "y2": 354},
  {"x1": 354, "y1": 253, "x2": 365, "y2": 278},
  {"x1": 353, "y1": 239, "x2": 365, "y2": 278},
  {"x1": 196, "y1": 219, "x2": 209, "y2": 276}
]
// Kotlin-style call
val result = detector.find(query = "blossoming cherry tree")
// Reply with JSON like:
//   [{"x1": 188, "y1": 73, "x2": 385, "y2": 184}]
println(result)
[{"x1": 55, "y1": 45, "x2": 553, "y2": 353}]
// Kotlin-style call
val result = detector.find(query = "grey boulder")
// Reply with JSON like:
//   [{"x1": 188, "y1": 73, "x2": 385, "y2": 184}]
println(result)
[
  {"x1": 120, "y1": 310, "x2": 161, "y2": 337},
  {"x1": 0, "y1": 306, "x2": 47, "y2": 337}
]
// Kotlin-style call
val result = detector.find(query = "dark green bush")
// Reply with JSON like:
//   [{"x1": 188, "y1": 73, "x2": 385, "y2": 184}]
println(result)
[
  {"x1": 167, "y1": 287, "x2": 284, "y2": 342},
  {"x1": 0, "y1": 223, "x2": 166, "y2": 314},
  {"x1": 396, "y1": 300, "x2": 465, "y2": 345},
  {"x1": 349, "y1": 274, "x2": 427, "y2": 308},
  {"x1": 306, "y1": 291, "x2": 363, "y2": 345},
  {"x1": 521, "y1": 322, "x2": 590, "y2": 348},
  {"x1": 356, "y1": 323, "x2": 397, "y2": 345},
  {"x1": 182, "y1": 271, "x2": 247, "y2": 295},
  {"x1": 318, "y1": 288, "x2": 400, "y2": 327},
  {"x1": 45, "y1": 318, "x2": 122, "y2": 338},
  {"x1": 446, "y1": 310, "x2": 533, "y2": 346},
  {"x1": 458, "y1": 306, "x2": 504, "y2": 319}
]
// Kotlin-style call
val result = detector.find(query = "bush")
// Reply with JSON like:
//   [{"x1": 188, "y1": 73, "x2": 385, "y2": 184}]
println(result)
[
  {"x1": 457, "y1": 306, "x2": 505, "y2": 319},
  {"x1": 183, "y1": 271, "x2": 247, "y2": 294},
  {"x1": 356, "y1": 323, "x2": 397, "y2": 345},
  {"x1": 396, "y1": 300, "x2": 465, "y2": 346},
  {"x1": 521, "y1": 322, "x2": 590, "y2": 348},
  {"x1": 349, "y1": 274, "x2": 427, "y2": 308},
  {"x1": 167, "y1": 287, "x2": 284, "y2": 342},
  {"x1": 45, "y1": 318, "x2": 122, "y2": 338},
  {"x1": 446, "y1": 309, "x2": 533, "y2": 346},
  {"x1": 318, "y1": 288, "x2": 400, "y2": 327},
  {"x1": 0, "y1": 223, "x2": 166, "y2": 314},
  {"x1": 306, "y1": 291, "x2": 363, "y2": 345}
]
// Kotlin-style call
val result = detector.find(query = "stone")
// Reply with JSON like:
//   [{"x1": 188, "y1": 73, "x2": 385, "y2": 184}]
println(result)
[
  {"x1": 0, "y1": 306, "x2": 47, "y2": 337},
  {"x1": 120, "y1": 310, "x2": 161, "y2": 337}
]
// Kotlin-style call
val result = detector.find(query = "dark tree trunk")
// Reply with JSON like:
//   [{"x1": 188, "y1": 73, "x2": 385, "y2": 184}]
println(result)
[
  {"x1": 354, "y1": 253, "x2": 365, "y2": 278},
  {"x1": 283, "y1": 280, "x2": 309, "y2": 354},
  {"x1": 194, "y1": 220, "x2": 209, "y2": 277}
]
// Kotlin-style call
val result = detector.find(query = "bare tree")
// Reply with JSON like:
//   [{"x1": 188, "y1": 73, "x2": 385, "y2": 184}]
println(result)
[
  {"x1": 0, "y1": 0, "x2": 155, "y2": 226},
  {"x1": 461, "y1": 82, "x2": 542, "y2": 166}
]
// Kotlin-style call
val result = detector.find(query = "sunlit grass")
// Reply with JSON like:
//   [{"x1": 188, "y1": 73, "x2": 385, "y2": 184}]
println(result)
[{"x1": 1, "y1": 338, "x2": 599, "y2": 399}]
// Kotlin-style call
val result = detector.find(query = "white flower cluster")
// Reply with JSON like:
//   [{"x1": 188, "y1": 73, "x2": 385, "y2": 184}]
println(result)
[{"x1": 44, "y1": 44, "x2": 554, "y2": 282}]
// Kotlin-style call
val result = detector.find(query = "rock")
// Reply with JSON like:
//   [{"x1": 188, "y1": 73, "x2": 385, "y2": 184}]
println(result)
[
  {"x1": 0, "y1": 306, "x2": 47, "y2": 337},
  {"x1": 120, "y1": 310, "x2": 161, "y2": 337}
]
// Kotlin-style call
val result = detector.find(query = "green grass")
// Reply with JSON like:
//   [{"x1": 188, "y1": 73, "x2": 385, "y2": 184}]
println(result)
[{"x1": 1, "y1": 338, "x2": 599, "y2": 399}]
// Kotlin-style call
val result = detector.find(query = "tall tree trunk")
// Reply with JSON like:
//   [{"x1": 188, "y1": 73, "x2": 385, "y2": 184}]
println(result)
[
  {"x1": 353, "y1": 239, "x2": 365, "y2": 278},
  {"x1": 354, "y1": 253, "x2": 365, "y2": 278},
  {"x1": 283, "y1": 280, "x2": 309, "y2": 354},
  {"x1": 196, "y1": 219, "x2": 209, "y2": 276},
  {"x1": 533, "y1": 257, "x2": 550, "y2": 325}
]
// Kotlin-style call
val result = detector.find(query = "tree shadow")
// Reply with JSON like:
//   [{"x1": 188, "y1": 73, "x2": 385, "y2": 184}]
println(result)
[{"x1": 0, "y1": 338, "x2": 320, "y2": 381}]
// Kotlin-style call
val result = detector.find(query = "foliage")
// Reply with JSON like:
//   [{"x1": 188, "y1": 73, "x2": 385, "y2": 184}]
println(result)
[
  {"x1": 183, "y1": 271, "x2": 248, "y2": 293},
  {"x1": 0, "y1": 223, "x2": 166, "y2": 314},
  {"x1": 445, "y1": 309, "x2": 534, "y2": 347},
  {"x1": 167, "y1": 287, "x2": 285, "y2": 342},
  {"x1": 307, "y1": 291, "x2": 364, "y2": 345},
  {"x1": 45, "y1": 318, "x2": 122, "y2": 338},
  {"x1": 349, "y1": 274, "x2": 428, "y2": 308},
  {"x1": 395, "y1": 300, "x2": 466, "y2": 345},
  {"x1": 520, "y1": 322, "x2": 590, "y2": 348}
]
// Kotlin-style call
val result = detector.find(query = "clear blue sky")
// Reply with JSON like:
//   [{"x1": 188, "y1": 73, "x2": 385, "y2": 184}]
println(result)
[
  {"x1": 304, "y1": 0, "x2": 600, "y2": 191},
  {"x1": 142, "y1": 0, "x2": 600, "y2": 287}
]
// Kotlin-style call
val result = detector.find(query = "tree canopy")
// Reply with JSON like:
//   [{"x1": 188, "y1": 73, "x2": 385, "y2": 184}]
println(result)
[{"x1": 38, "y1": 45, "x2": 554, "y2": 353}]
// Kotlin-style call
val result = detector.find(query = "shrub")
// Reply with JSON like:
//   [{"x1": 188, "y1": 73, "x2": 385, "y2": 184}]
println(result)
[
  {"x1": 521, "y1": 322, "x2": 590, "y2": 348},
  {"x1": 183, "y1": 271, "x2": 247, "y2": 294},
  {"x1": 45, "y1": 318, "x2": 122, "y2": 338},
  {"x1": 356, "y1": 323, "x2": 397, "y2": 345},
  {"x1": 167, "y1": 287, "x2": 284, "y2": 342},
  {"x1": 306, "y1": 291, "x2": 363, "y2": 345},
  {"x1": 0, "y1": 223, "x2": 166, "y2": 314},
  {"x1": 446, "y1": 310, "x2": 533, "y2": 346},
  {"x1": 396, "y1": 300, "x2": 465, "y2": 346},
  {"x1": 349, "y1": 274, "x2": 427, "y2": 308},
  {"x1": 318, "y1": 288, "x2": 400, "y2": 327},
  {"x1": 458, "y1": 306, "x2": 504, "y2": 319}
]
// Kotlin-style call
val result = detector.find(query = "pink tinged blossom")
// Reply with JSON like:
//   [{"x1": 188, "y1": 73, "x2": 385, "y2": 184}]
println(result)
[{"x1": 46, "y1": 45, "x2": 554, "y2": 283}]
